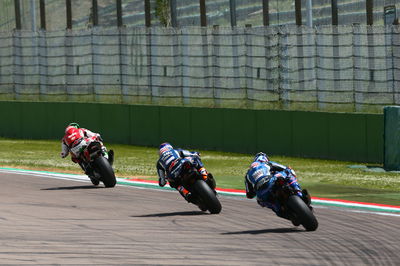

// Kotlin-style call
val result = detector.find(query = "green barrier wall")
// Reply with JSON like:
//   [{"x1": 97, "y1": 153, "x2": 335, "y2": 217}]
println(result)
[
  {"x1": 383, "y1": 106, "x2": 400, "y2": 170},
  {"x1": 0, "y1": 101, "x2": 383, "y2": 163}
]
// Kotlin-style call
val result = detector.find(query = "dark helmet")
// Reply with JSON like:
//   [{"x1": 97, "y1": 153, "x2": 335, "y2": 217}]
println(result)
[
  {"x1": 159, "y1": 142, "x2": 173, "y2": 155},
  {"x1": 254, "y1": 152, "x2": 269, "y2": 163}
]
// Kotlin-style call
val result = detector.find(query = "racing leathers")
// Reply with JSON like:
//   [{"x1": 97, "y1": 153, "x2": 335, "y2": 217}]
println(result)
[
  {"x1": 156, "y1": 146, "x2": 209, "y2": 202},
  {"x1": 61, "y1": 126, "x2": 112, "y2": 177},
  {"x1": 61, "y1": 127, "x2": 102, "y2": 160},
  {"x1": 245, "y1": 159, "x2": 303, "y2": 218}
]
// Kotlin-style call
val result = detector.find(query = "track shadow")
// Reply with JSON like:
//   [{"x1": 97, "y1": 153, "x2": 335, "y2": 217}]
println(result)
[
  {"x1": 41, "y1": 185, "x2": 102, "y2": 190},
  {"x1": 221, "y1": 227, "x2": 302, "y2": 235},
  {"x1": 132, "y1": 211, "x2": 207, "y2": 218}
]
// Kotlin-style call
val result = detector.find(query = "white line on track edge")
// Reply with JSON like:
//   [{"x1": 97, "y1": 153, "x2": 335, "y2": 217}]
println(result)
[{"x1": 1, "y1": 167, "x2": 399, "y2": 217}]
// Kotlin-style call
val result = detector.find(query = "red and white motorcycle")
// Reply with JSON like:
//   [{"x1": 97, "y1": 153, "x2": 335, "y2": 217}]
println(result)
[{"x1": 70, "y1": 136, "x2": 116, "y2": 187}]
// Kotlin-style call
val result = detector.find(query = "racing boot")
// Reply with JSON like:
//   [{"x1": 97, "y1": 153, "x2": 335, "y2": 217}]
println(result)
[
  {"x1": 199, "y1": 167, "x2": 208, "y2": 181},
  {"x1": 177, "y1": 185, "x2": 193, "y2": 203},
  {"x1": 206, "y1": 173, "x2": 216, "y2": 190},
  {"x1": 199, "y1": 168, "x2": 217, "y2": 190},
  {"x1": 301, "y1": 189, "x2": 312, "y2": 208},
  {"x1": 158, "y1": 175, "x2": 167, "y2": 187},
  {"x1": 81, "y1": 163, "x2": 94, "y2": 177},
  {"x1": 107, "y1": 149, "x2": 114, "y2": 166},
  {"x1": 83, "y1": 164, "x2": 99, "y2": 186}
]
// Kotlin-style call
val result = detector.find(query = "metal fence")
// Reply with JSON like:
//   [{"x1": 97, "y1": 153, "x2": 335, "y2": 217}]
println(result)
[
  {"x1": 0, "y1": 25, "x2": 399, "y2": 113},
  {"x1": 0, "y1": 0, "x2": 398, "y2": 32}
]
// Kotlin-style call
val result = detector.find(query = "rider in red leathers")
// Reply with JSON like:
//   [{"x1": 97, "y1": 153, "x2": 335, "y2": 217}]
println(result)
[{"x1": 61, "y1": 123, "x2": 113, "y2": 185}]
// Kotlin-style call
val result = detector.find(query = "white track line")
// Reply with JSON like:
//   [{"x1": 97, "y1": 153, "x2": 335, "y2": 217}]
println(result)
[{"x1": 1, "y1": 168, "x2": 399, "y2": 217}]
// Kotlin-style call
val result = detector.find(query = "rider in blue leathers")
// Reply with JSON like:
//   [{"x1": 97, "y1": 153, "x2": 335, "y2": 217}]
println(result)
[
  {"x1": 156, "y1": 143, "x2": 213, "y2": 202},
  {"x1": 245, "y1": 152, "x2": 309, "y2": 219}
]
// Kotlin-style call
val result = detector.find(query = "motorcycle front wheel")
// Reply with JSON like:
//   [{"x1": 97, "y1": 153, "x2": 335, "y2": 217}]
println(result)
[
  {"x1": 193, "y1": 180, "x2": 221, "y2": 214},
  {"x1": 287, "y1": 195, "x2": 318, "y2": 231},
  {"x1": 93, "y1": 156, "x2": 116, "y2": 188}
]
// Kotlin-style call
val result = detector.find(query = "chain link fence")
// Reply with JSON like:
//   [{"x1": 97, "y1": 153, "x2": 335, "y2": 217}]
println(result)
[{"x1": 0, "y1": 25, "x2": 399, "y2": 113}]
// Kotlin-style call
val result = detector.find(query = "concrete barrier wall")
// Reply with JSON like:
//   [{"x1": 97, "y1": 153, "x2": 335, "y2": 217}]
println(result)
[{"x1": 0, "y1": 101, "x2": 383, "y2": 163}]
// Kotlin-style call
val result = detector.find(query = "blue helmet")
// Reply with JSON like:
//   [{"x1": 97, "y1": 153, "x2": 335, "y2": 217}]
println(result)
[
  {"x1": 254, "y1": 152, "x2": 269, "y2": 163},
  {"x1": 159, "y1": 142, "x2": 173, "y2": 155}
]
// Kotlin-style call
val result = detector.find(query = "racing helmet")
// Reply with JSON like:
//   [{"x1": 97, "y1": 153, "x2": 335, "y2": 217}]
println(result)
[
  {"x1": 65, "y1": 122, "x2": 80, "y2": 134},
  {"x1": 64, "y1": 126, "x2": 84, "y2": 147},
  {"x1": 68, "y1": 122, "x2": 80, "y2": 128},
  {"x1": 159, "y1": 142, "x2": 173, "y2": 155},
  {"x1": 254, "y1": 152, "x2": 269, "y2": 163}
]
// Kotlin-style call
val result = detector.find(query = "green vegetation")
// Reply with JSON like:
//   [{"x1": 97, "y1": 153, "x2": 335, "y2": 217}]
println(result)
[
  {"x1": 0, "y1": 0, "x2": 14, "y2": 32},
  {"x1": 154, "y1": 0, "x2": 171, "y2": 27},
  {"x1": 0, "y1": 138, "x2": 399, "y2": 205}
]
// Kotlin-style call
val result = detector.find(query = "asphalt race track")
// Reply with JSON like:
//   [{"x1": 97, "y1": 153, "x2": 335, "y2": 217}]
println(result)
[{"x1": 0, "y1": 171, "x2": 399, "y2": 265}]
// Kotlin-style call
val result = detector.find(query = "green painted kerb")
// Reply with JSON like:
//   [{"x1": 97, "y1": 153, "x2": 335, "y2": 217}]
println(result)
[
  {"x1": 312, "y1": 201, "x2": 400, "y2": 213},
  {"x1": 118, "y1": 181, "x2": 176, "y2": 191},
  {"x1": 0, "y1": 101, "x2": 383, "y2": 163}
]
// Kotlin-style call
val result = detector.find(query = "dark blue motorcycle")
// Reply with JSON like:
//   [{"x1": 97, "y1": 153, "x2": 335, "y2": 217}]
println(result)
[{"x1": 272, "y1": 170, "x2": 318, "y2": 231}]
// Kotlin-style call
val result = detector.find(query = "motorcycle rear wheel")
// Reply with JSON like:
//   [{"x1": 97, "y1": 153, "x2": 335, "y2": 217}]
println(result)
[
  {"x1": 287, "y1": 195, "x2": 318, "y2": 231},
  {"x1": 193, "y1": 180, "x2": 221, "y2": 214},
  {"x1": 94, "y1": 156, "x2": 116, "y2": 188}
]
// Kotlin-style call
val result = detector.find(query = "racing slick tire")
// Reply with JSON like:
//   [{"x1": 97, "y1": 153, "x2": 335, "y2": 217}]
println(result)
[
  {"x1": 193, "y1": 180, "x2": 221, "y2": 214},
  {"x1": 287, "y1": 195, "x2": 318, "y2": 231},
  {"x1": 94, "y1": 156, "x2": 116, "y2": 188}
]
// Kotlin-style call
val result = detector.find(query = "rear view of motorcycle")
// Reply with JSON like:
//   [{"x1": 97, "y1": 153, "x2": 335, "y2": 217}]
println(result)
[
  {"x1": 72, "y1": 138, "x2": 116, "y2": 188},
  {"x1": 274, "y1": 173, "x2": 318, "y2": 231},
  {"x1": 180, "y1": 165, "x2": 222, "y2": 214},
  {"x1": 245, "y1": 153, "x2": 317, "y2": 231}
]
